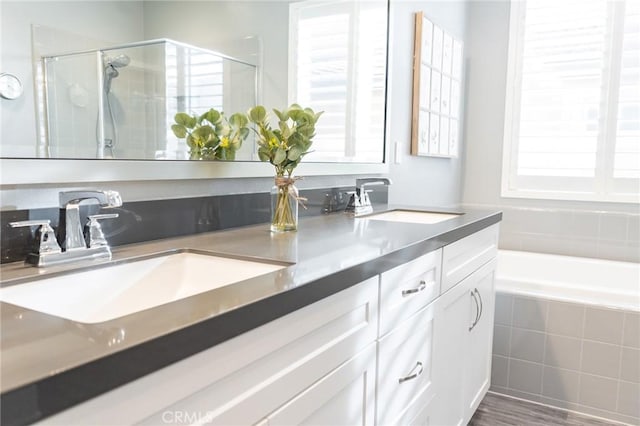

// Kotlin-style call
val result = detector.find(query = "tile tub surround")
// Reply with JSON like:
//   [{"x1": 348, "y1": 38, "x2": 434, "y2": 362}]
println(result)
[
  {"x1": 463, "y1": 203, "x2": 640, "y2": 263},
  {"x1": 491, "y1": 293, "x2": 640, "y2": 425},
  {"x1": 1, "y1": 185, "x2": 385, "y2": 264},
  {"x1": 0, "y1": 206, "x2": 501, "y2": 425}
]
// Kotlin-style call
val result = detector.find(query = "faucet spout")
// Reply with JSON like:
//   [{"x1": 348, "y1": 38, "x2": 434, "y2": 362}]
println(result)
[
  {"x1": 346, "y1": 177, "x2": 392, "y2": 216},
  {"x1": 59, "y1": 190, "x2": 122, "y2": 251}
]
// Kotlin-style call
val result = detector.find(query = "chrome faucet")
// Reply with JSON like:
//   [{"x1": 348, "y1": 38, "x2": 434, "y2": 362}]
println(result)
[
  {"x1": 10, "y1": 190, "x2": 122, "y2": 267},
  {"x1": 59, "y1": 190, "x2": 122, "y2": 251},
  {"x1": 346, "y1": 177, "x2": 392, "y2": 216}
]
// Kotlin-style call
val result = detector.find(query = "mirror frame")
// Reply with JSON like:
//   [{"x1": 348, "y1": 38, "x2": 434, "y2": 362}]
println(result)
[{"x1": 0, "y1": 0, "x2": 392, "y2": 185}]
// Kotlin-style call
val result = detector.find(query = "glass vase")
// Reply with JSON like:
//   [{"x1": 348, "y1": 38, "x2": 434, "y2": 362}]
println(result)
[{"x1": 271, "y1": 177, "x2": 298, "y2": 232}]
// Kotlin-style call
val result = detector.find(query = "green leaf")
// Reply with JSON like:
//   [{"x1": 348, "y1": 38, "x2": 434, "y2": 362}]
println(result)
[
  {"x1": 287, "y1": 145, "x2": 302, "y2": 161},
  {"x1": 274, "y1": 147, "x2": 286, "y2": 165},
  {"x1": 175, "y1": 112, "x2": 195, "y2": 128},
  {"x1": 258, "y1": 147, "x2": 271, "y2": 162},
  {"x1": 249, "y1": 105, "x2": 267, "y2": 123},
  {"x1": 273, "y1": 108, "x2": 288, "y2": 122},
  {"x1": 171, "y1": 124, "x2": 187, "y2": 138},
  {"x1": 204, "y1": 109, "x2": 221, "y2": 124},
  {"x1": 229, "y1": 112, "x2": 248, "y2": 128},
  {"x1": 238, "y1": 127, "x2": 250, "y2": 140},
  {"x1": 279, "y1": 122, "x2": 292, "y2": 139}
]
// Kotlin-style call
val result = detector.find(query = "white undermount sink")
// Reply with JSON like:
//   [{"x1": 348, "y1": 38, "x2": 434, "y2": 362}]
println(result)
[
  {"x1": 0, "y1": 252, "x2": 287, "y2": 324},
  {"x1": 362, "y1": 210, "x2": 462, "y2": 224}
]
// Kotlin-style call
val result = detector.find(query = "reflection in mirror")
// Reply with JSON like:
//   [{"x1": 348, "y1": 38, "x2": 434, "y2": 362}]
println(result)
[
  {"x1": 42, "y1": 39, "x2": 256, "y2": 160},
  {"x1": 0, "y1": 0, "x2": 388, "y2": 164}
]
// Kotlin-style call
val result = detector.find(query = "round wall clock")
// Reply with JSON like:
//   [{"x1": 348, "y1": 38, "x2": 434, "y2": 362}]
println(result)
[{"x1": 0, "y1": 73, "x2": 24, "y2": 100}]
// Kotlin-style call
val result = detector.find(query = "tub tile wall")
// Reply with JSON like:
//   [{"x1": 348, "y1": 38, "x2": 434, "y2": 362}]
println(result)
[
  {"x1": 491, "y1": 293, "x2": 640, "y2": 425},
  {"x1": 464, "y1": 204, "x2": 640, "y2": 263}
]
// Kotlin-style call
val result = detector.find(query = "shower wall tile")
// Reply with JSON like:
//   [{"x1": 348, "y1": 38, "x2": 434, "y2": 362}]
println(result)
[
  {"x1": 465, "y1": 203, "x2": 640, "y2": 262},
  {"x1": 544, "y1": 335, "x2": 582, "y2": 371},
  {"x1": 493, "y1": 325, "x2": 510, "y2": 356},
  {"x1": 617, "y1": 381, "x2": 640, "y2": 418},
  {"x1": 510, "y1": 328, "x2": 545, "y2": 363},
  {"x1": 623, "y1": 312, "x2": 640, "y2": 349},
  {"x1": 580, "y1": 340, "x2": 621, "y2": 379},
  {"x1": 583, "y1": 307, "x2": 624, "y2": 345},
  {"x1": 620, "y1": 347, "x2": 640, "y2": 383},
  {"x1": 494, "y1": 293, "x2": 513, "y2": 326},
  {"x1": 491, "y1": 355, "x2": 509, "y2": 388},
  {"x1": 545, "y1": 300, "x2": 584, "y2": 338},
  {"x1": 512, "y1": 296, "x2": 547, "y2": 331},
  {"x1": 542, "y1": 366, "x2": 580, "y2": 403},
  {"x1": 508, "y1": 359, "x2": 543, "y2": 394},
  {"x1": 578, "y1": 374, "x2": 618, "y2": 412}
]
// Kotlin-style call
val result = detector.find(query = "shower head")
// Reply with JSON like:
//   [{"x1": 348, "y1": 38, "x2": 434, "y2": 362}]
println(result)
[
  {"x1": 103, "y1": 54, "x2": 130, "y2": 93},
  {"x1": 104, "y1": 54, "x2": 130, "y2": 69}
]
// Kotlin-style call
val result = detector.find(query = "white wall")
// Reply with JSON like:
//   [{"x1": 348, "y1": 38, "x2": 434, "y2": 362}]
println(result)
[
  {"x1": 461, "y1": 0, "x2": 639, "y2": 262},
  {"x1": 387, "y1": 0, "x2": 468, "y2": 208},
  {"x1": 0, "y1": 1, "x2": 144, "y2": 156}
]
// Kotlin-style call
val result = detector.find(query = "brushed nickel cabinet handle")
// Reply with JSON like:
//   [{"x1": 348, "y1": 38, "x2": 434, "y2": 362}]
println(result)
[
  {"x1": 475, "y1": 288, "x2": 483, "y2": 324},
  {"x1": 469, "y1": 290, "x2": 480, "y2": 331},
  {"x1": 401, "y1": 280, "x2": 428, "y2": 297},
  {"x1": 398, "y1": 361, "x2": 424, "y2": 384}
]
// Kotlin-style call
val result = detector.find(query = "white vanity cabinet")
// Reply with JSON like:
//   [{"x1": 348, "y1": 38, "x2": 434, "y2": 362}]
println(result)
[
  {"x1": 41, "y1": 277, "x2": 379, "y2": 426},
  {"x1": 36, "y1": 223, "x2": 500, "y2": 426},
  {"x1": 432, "y1": 224, "x2": 499, "y2": 426}
]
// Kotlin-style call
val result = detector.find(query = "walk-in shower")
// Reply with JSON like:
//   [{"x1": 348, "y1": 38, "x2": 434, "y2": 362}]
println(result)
[{"x1": 41, "y1": 38, "x2": 258, "y2": 160}]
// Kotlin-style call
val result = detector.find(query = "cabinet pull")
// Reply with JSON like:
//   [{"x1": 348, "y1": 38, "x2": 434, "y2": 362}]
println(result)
[
  {"x1": 398, "y1": 361, "x2": 424, "y2": 384},
  {"x1": 401, "y1": 280, "x2": 428, "y2": 297},
  {"x1": 475, "y1": 288, "x2": 483, "y2": 323},
  {"x1": 469, "y1": 290, "x2": 480, "y2": 331}
]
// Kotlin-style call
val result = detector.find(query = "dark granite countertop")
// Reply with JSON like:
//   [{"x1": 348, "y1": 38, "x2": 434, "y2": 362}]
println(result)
[{"x1": 0, "y1": 205, "x2": 501, "y2": 425}]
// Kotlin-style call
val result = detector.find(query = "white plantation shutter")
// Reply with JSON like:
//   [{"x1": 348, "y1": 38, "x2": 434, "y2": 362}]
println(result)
[
  {"x1": 290, "y1": 0, "x2": 387, "y2": 162},
  {"x1": 614, "y1": 1, "x2": 640, "y2": 181},
  {"x1": 165, "y1": 42, "x2": 224, "y2": 158},
  {"x1": 503, "y1": 0, "x2": 640, "y2": 202}
]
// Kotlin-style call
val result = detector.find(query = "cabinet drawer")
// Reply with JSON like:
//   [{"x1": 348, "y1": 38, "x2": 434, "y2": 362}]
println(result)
[
  {"x1": 379, "y1": 249, "x2": 441, "y2": 337},
  {"x1": 376, "y1": 303, "x2": 436, "y2": 426},
  {"x1": 441, "y1": 224, "x2": 499, "y2": 293}
]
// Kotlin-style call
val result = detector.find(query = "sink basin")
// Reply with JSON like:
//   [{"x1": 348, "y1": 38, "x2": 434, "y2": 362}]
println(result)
[
  {"x1": 362, "y1": 210, "x2": 462, "y2": 224},
  {"x1": 0, "y1": 252, "x2": 287, "y2": 324}
]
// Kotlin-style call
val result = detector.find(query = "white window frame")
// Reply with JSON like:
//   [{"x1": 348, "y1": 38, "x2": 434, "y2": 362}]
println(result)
[{"x1": 501, "y1": 0, "x2": 639, "y2": 203}]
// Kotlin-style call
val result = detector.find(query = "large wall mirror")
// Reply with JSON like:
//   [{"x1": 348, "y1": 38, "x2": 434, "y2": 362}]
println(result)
[{"x1": 1, "y1": 0, "x2": 390, "y2": 181}]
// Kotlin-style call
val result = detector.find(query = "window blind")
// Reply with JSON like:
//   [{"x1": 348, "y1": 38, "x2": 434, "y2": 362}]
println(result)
[
  {"x1": 503, "y1": 0, "x2": 640, "y2": 202},
  {"x1": 290, "y1": 0, "x2": 387, "y2": 162}
]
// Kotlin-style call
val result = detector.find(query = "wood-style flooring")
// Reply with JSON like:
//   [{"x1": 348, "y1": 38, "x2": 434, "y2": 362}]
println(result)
[{"x1": 469, "y1": 392, "x2": 619, "y2": 426}]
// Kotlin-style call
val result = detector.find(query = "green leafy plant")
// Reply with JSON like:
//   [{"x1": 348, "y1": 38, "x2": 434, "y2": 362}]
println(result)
[
  {"x1": 171, "y1": 108, "x2": 249, "y2": 160},
  {"x1": 247, "y1": 104, "x2": 323, "y2": 177}
]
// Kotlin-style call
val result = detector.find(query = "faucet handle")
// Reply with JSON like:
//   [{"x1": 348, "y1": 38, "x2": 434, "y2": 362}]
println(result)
[
  {"x1": 84, "y1": 214, "x2": 119, "y2": 248},
  {"x1": 10, "y1": 220, "x2": 62, "y2": 254}
]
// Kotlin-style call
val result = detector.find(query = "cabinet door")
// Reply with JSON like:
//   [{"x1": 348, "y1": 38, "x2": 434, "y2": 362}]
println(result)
[
  {"x1": 265, "y1": 344, "x2": 377, "y2": 426},
  {"x1": 464, "y1": 259, "x2": 496, "y2": 420},
  {"x1": 431, "y1": 274, "x2": 473, "y2": 426}
]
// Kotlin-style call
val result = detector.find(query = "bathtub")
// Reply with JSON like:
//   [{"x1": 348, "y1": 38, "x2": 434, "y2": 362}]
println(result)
[
  {"x1": 496, "y1": 249, "x2": 640, "y2": 312},
  {"x1": 492, "y1": 250, "x2": 640, "y2": 424}
]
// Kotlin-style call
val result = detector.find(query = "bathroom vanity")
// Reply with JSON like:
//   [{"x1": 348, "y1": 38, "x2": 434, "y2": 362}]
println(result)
[{"x1": 0, "y1": 208, "x2": 500, "y2": 425}]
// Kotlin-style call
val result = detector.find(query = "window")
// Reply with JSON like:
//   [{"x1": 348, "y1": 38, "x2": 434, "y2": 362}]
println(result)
[
  {"x1": 165, "y1": 42, "x2": 224, "y2": 158},
  {"x1": 502, "y1": 0, "x2": 639, "y2": 202},
  {"x1": 289, "y1": 0, "x2": 387, "y2": 162}
]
